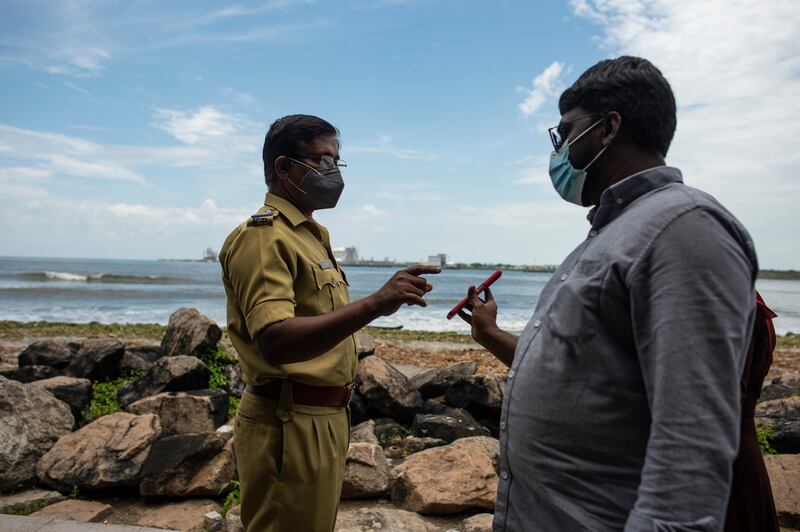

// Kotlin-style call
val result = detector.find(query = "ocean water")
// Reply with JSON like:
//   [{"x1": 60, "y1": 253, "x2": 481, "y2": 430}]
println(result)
[{"x1": 1, "y1": 256, "x2": 799, "y2": 335}]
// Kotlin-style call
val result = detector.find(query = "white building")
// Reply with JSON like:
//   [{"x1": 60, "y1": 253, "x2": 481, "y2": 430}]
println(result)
[{"x1": 333, "y1": 246, "x2": 359, "y2": 263}]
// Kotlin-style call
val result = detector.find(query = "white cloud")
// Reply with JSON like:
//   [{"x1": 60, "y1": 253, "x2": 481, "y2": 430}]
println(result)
[
  {"x1": 358, "y1": 204, "x2": 381, "y2": 215},
  {"x1": 518, "y1": 61, "x2": 567, "y2": 117},
  {"x1": 569, "y1": 0, "x2": 800, "y2": 268},
  {"x1": 152, "y1": 106, "x2": 253, "y2": 145}
]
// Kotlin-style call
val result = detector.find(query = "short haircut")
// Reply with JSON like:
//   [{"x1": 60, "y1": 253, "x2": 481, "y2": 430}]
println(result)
[
  {"x1": 262, "y1": 114, "x2": 339, "y2": 187},
  {"x1": 558, "y1": 56, "x2": 677, "y2": 157}
]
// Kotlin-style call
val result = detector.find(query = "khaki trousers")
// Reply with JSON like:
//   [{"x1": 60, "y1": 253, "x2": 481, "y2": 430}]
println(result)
[{"x1": 233, "y1": 383, "x2": 349, "y2": 532}]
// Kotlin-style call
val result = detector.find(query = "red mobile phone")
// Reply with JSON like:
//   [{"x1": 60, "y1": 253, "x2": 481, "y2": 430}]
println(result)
[{"x1": 446, "y1": 269, "x2": 503, "y2": 320}]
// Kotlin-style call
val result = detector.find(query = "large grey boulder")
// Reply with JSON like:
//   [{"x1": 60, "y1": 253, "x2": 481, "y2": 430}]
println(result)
[
  {"x1": 755, "y1": 396, "x2": 800, "y2": 453},
  {"x1": 65, "y1": 338, "x2": 125, "y2": 381},
  {"x1": 126, "y1": 389, "x2": 228, "y2": 435},
  {"x1": 764, "y1": 453, "x2": 800, "y2": 527},
  {"x1": 223, "y1": 363, "x2": 245, "y2": 398},
  {"x1": 391, "y1": 436, "x2": 500, "y2": 514},
  {"x1": 760, "y1": 374, "x2": 800, "y2": 402},
  {"x1": 341, "y1": 442, "x2": 391, "y2": 499},
  {"x1": 355, "y1": 332, "x2": 376, "y2": 359},
  {"x1": 335, "y1": 507, "x2": 437, "y2": 532},
  {"x1": 139, "y1": 432, "x2": 236, "y2": 497},
  {"x1": 355, "y1": 356, "x2": 423, "y2": 423},
  {"x1": 350, "y1": 420, "x2": 380, "y2": 445},
  {"x1": 0, "y1": 376, "x2": 74, "y2": 491},
  {"x1": 31, "y1": 376, "x2": 92, "y2": 420},
  {"x1": 160, "y1": 308, "x2": 222, "y2": 358},
  {"x1": 36, "y1": 412, "x2": 161, "y2": 492},
  {"x1": 5, "y1": 365, "x2": 61, "y2": 383},
  {"x1": 117, "y1": 355, "x2": 210, "y2": 408},
  {"x1": 445, "y1": 373, "x2": 506, "y2": 418},
  {"x1": 124, "y1": 339, "x2": 163, "y2": 363},
  {"x1": 410, "y1": 362, "x2": 477, "y2": 399},
  {"x1": 18, "y1": 339, "x2": 77, "y2": 369},
  {"x1": 411, "y1": 412, "x2": 486, "y2": 443}
]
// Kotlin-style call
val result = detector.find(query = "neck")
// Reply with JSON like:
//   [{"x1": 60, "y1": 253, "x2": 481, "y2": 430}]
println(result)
[
  {"x1": 587, "y1": 149, "x2": 665, "y2": 205},
  {"x1": 270, "y1": 183, "x2": 315, "y2": 220}
]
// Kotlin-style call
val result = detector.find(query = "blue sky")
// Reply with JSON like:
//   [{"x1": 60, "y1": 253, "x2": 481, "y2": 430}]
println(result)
[{"x1": 1, "y1": 0, "x2": 798, "y2": 268}]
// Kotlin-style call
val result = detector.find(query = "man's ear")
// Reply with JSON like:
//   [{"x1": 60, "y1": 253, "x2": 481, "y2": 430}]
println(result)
[
  {"x1": 274, "y1": 155, "x2": 291, "y2": 180},
  {"x1": 602, "y1": 111, "x2": 623, "y2": 147}
]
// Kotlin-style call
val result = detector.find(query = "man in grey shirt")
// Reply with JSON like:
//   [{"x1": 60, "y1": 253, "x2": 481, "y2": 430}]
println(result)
[{"x1": 458, "y1": 56, "x2": 757, "y2": 531}]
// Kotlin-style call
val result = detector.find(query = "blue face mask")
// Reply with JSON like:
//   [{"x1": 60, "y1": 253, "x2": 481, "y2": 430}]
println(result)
[{"x1": 548, "y1": 117, "x2": 607, "y2": 206}]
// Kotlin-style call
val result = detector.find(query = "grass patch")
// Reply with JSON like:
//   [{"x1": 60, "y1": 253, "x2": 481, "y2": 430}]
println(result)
[
  {"x1": 777, "y1": 333, "x2": 800, "y2": 349},
  {"x1": 0, "y1": 321, "x2": 166, "y2": 340},
  {"x1": 2, "y1": 499, "x2": 52, "y2": 516},
  {"x1": 228, "y1": 396, "x2": 240, "y2": 419},
  {"x1": 200, "y1": 348, "x2": 238, "y2": 390},
  {"x1": 220, "y1": 480, "x2": 240, "y2": 517},
  {"x1": 362, "y1": 327, "x2": 475, "y2": 344},
  {"x1": 756, "y1": 425, "x2": 777, "y2": 455},
  {"x1": 83, "y1": 371, "x2": 143, "y2": 420}
]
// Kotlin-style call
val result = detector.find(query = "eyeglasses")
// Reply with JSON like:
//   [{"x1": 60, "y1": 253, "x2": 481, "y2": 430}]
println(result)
[
  {"x1": 292, "y1": 154, "x2": 347, "y2": 170},
  {"x1": 548, "y1": 114, "x2": 603, "y2": 151}
]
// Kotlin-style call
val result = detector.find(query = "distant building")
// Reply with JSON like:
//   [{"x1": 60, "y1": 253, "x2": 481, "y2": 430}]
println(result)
[
  {"x1": 203, "y1": 247, "x2": 218, "y2": 262},
  {"x1": 333, "y1": 246, "x2": 359, "y2": 264},
  {"x1": 427, "y1": 253, "x2": 447, "y2": 268}
]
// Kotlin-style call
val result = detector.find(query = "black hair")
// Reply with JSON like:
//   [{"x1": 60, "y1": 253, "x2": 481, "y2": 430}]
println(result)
[
  {"x1": 262, "y1": 114, "x2": 339, "y2": 187},
  {"x1": 558, "y1": 56, "x2": 677, "y2": 157}
]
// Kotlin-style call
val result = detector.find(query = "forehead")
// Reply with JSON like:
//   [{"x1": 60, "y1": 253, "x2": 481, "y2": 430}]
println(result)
[{"x1": 303, "y1": 134, "x2": 339, "y2": 157}]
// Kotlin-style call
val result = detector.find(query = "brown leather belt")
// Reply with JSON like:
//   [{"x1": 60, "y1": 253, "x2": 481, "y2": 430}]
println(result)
[{"x1": 245, "y1": 380, "x2": 354, "y2": 408}]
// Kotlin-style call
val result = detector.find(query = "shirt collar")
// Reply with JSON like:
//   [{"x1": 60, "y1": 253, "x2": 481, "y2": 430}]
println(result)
[
  {"x1": 587, "y1": 166, "x2": 683, "y2": 229},
  {"x1": 264, "y1": 192, "x2": 308, "y2": 227}
]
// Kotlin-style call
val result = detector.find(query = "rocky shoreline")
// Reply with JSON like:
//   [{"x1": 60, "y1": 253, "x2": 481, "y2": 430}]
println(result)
[{"x1": 1, "y1": 308, "x2": 799, "y2": 531}]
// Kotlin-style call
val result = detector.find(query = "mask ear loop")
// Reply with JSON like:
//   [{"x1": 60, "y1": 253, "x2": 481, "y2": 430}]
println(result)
[
  {"x1": 283, "y1": 157, "x2": 322, "y2": 196},
  {"x1": 566, "y1": 117, "x2": 608, "y2": 171}
]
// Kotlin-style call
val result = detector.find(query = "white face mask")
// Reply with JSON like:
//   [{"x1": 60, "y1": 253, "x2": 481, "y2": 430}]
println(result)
[{"x1": 547, "y1": 117, "x2": 607, "y2": 206}]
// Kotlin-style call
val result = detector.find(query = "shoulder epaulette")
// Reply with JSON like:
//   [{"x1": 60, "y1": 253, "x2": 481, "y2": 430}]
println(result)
[{"x1": 248, "y1": 209, "x2": 276, "y2": 227}]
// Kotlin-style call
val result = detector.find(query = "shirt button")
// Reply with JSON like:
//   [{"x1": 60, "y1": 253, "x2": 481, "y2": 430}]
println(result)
[
  {"x1": 589, "y1": 230, "x2": 598, "y2": 237},
  {"x1": 501, "y1": 470, "x2": 509, "y2": 480},
  {"x1": 616, "y1": 198, "x2": 624, "y2": 205},
  {"x1": 560, "y1": 273, "x2": 568, "y2": 281},
  {"x1": 508, "y1": 370, "x2": 515, "y2": 379},
  {"x1": 533, "y1": 319, "x2": 541, "y2": 328}
]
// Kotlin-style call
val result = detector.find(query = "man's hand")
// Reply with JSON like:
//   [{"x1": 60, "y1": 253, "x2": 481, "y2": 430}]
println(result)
[
  {"x1": 457, "y1": 286, "x2": 517, "y2": 367},
  {"x1": 369, "y1": 264, "x2": 441, "y2": 317},
  {"x1": 457, "y1": 286, "x2": 499, "y2": 343}
]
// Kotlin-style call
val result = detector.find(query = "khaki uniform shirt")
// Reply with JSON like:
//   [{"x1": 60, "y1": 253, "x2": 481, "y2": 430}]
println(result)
[{"x1": 219, "y1": 192, "x2": 357, "y2": 387}]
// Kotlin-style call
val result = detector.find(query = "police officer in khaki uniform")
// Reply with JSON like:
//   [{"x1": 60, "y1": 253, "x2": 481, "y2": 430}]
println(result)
[{"x1": 220, "y1": 114, "x2": 440, "y2": 532}]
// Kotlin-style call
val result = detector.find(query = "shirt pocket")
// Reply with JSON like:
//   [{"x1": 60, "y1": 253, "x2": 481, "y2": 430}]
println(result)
[
  {"x1": 312, "y1": 265, "x2": 348, "y2": 314},
  {"x1": 546, "y1": 262, "x2": 605, "y2": 344}
]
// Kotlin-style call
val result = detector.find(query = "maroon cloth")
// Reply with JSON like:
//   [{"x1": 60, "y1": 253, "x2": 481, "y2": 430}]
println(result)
[{"x1": 724, "y1": 292, "x2": 779, "y2": 531}]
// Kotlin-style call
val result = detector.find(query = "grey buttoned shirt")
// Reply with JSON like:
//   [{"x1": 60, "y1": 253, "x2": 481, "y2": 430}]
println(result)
[{"x1": 494, "y1": 166, "x2": 757, "y2": 531}]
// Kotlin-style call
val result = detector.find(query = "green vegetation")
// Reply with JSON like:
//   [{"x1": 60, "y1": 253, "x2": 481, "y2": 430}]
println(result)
[
  {"x1": 0, "y1": 320, "x2": 166, "y2": 340},
  {"x1": 220, "y1": 480, "x2": 240, "y2": 517},
  {"x1": 363, "y1": 326, "x2": 476, "y2": 344},
  {"x1": 756, "y1": 425, "x2": 777, "y2": 455},
  {"x1": 758, "y1": 269, "x2": 800, "y2": 280},
  {"x1": 776, "y1": 333, "x2": 800, "y2": 349},
  {"x1": 200, "y1": 348, "x2": 238, "y2": 390},
  {"x1": 83, "y1": 371, "x2": 143, "y2": 420},
  {"x1": 228, "y1": 396, "x2": 240, "y2": 419},
  {"x1": 2, "y1": 499, "x2": 52, "y2": 516}
]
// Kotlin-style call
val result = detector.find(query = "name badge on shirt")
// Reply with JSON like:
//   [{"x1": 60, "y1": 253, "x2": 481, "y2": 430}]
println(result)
[{"x1": 319, "y1": 259, "x2": 334, "y2": 269}]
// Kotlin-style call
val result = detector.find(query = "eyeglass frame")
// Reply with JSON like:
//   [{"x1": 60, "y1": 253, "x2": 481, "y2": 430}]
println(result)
[
  {"x1": 290, "y1": 153, "x2": 347, "y2": 171},
  {"x1": 548, "y1": 114, "x2": 604, "y2": 151}
]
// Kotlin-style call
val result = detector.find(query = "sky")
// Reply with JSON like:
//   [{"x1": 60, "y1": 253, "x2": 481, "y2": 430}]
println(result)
[{"x1": 0, "y1": 0, "x2": 798, "y2": 268}]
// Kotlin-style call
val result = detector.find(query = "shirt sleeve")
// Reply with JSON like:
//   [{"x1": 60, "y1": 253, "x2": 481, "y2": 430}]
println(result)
[
  {"x1": 624, "y1": 207, "x2": 756, "y2": 532},
  {"x1": 222, "y1": 226, "x2": 297, "y2": 339}
]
